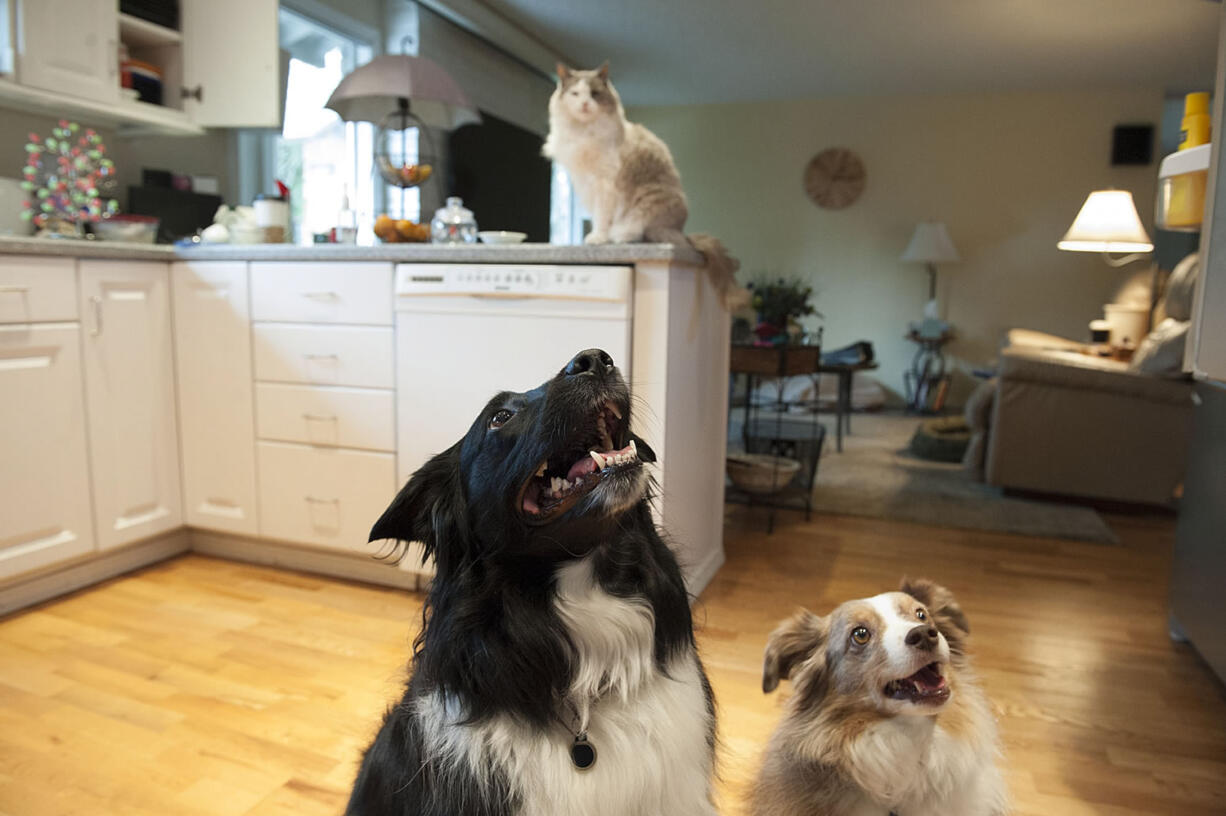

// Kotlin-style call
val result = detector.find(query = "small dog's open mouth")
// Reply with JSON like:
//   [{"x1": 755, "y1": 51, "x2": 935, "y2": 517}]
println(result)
[
  {"x1": 883, "y1": 662, "x2": 949, "y2": 705},
  {"x1": 518, "y1": 400, "x2": 639, "y2": 523}
]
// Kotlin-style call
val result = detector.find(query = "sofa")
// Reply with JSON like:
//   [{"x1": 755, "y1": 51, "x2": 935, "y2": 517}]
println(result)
[{"x1": 973, "y1": 332, "x2": 1194, "y2": 505}]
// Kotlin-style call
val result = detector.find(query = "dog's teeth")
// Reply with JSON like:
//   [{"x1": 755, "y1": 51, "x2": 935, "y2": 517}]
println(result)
[
  {"x1": 590, "y1": 450, "x2": 606, "y2": 469},
  {"x1": 536, "y1": 463, "x2": 547, "y2": 477},
  {"x1": 550, "y1": 477, "x2": 563, "y2": 494},
  {"x1": 629, "y1": 439, "x2": 637, "y2": 459}
]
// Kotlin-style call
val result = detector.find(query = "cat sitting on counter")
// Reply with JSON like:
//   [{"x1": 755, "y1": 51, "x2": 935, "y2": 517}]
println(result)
[{"x1": 544, "y1": 62, "x2": 746, "y2": 309}]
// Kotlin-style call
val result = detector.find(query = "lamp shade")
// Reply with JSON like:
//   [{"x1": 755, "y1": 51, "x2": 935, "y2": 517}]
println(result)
[
  {"x1": 900, "y1": 222, "x2": 960, "y2": 264},
  {"x1": 1057, "y1": 190, "x2": 1153, "y2": 253},
  {"x1": 325, "y1": 55, "x2": 481, "y2": 130}
]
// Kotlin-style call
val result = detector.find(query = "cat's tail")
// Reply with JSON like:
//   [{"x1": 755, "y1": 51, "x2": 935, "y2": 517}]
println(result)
[{"x1": 653, "y1": 229, "x2": 749, "y2": 310}]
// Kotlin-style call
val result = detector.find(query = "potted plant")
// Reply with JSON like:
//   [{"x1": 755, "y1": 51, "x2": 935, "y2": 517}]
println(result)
[{"x1": 747, "y1": 275, "x2": 820, "y2": 345}]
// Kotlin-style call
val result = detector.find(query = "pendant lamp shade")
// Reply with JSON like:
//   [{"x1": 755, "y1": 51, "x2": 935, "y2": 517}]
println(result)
[
  {"x1": 1057, "y1": 190, "x2": 1153, "y2": 254},
  {"x1": 325, "y1": 55, "x2": 481, "y2": 130}
]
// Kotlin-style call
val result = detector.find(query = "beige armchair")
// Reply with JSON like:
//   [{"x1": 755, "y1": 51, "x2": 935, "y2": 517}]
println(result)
[{"x1": 978, "y1": 330, "x2": 1194, "y2": 506}]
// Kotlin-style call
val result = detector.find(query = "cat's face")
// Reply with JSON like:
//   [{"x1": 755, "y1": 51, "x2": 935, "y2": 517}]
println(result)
[{"x1": 554, "y1": 62, "x2": 619, "y2": 124}]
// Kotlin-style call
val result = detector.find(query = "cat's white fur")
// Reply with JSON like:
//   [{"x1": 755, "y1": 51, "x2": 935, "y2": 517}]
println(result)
[{"x1": 416, "y1": 557, "x2": 716, "y2": 816}]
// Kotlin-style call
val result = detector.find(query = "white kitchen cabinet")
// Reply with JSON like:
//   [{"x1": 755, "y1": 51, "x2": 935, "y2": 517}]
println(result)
[
  {"x1": 79, "y1": 260, "x2": 181, "y2": 550},
  {"x1": 15, "y1": 0, "x2": 118, "y2": 103},
  {"x1": 0, "y1": 323, "x2": 96, "y2": 578},
  {"x1": 172, "y1": 262, "x2": 258, "y2": 536},
  {"x1": 180, "y1": 0, "x2": 280, "y2": 127}
]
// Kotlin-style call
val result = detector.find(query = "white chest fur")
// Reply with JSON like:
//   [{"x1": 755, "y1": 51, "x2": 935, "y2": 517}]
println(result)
[
  {"x1": 417, "y1": 559, "x2": 716, "y2": 816},
  {"x1": 845, "y1": 709, "x2": 1007, "y2": 816}
]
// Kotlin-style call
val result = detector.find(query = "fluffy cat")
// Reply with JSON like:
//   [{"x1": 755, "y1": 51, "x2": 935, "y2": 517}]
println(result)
[{"x1": 543, "y1": 62, "x2": 745, "y2": 308}]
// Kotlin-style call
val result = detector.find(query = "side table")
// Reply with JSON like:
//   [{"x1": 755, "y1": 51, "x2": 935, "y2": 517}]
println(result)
[{"x1": 904, "y1": 330, "x2": 954, "y2": 413}]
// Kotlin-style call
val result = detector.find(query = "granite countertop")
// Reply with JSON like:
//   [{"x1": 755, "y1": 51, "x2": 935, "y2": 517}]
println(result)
[{"x1": 0, "y1": 236, "x2": 706, "y2": 266}]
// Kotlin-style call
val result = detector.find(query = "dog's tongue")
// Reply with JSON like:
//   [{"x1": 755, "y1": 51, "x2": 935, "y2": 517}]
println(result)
[
  {"x1": 912, "y1": 664, "x2": 944, "y2": 692},
  {"x1": 566, "y1": 456, "x2": 598, "y2": 482}
]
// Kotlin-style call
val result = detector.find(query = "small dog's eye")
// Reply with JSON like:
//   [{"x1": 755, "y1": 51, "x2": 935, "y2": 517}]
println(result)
[
  {"x1": 489, "y1": 410, "x2": 514, "y2": 430},
  {"x1": 851, "y1": 627, "x2": 871, "y2": 645},
  {"x1": 916, "y1": 609, "x2": 927, "y2": 621}
]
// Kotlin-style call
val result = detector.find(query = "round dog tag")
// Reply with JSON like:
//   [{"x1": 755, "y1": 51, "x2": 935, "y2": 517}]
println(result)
[{"x1": 570, "y1": 736, "x2": 597, "y2": 770}]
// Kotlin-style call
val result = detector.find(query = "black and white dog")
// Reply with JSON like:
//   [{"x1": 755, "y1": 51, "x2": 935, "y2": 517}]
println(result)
[{"x1": 346, "y1": 349, "x2": 717, "y2": 816}]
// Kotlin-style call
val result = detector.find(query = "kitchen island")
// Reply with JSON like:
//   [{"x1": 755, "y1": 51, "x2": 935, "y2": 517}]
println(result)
[{"x1": 0, "y1": 238, "x2": 729, "y2": 613}]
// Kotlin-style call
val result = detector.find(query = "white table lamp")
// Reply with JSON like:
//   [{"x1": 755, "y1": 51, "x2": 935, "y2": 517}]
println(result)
[
  {"x1": 1058, "y1": 189, "x2": 1154, "y2": 266},
  {"x1": 901, "y1": 221, "x2": 960, "y2": 318}
]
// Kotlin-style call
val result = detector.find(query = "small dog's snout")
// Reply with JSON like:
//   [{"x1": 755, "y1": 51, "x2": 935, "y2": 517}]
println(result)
[
  {"x1": 905, "y1": 624, "x2": 939, "y2": 650},
  {"x1": 565, "y1": 348, "x2": 615, "y2": 377}
]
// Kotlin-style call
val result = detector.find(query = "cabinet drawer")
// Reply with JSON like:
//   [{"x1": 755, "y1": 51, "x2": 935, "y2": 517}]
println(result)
[
  {"x1": 0, "y1": 256, "x2": 78, "y2": 323},
  {"x1": 253, "y1": 324, "x2": 393, "y2": 388},
  {"x1": 257, "y1": 441, "x2": 396, "y2": 551},
  {"x1": 250, "y1": 262, "x2": 393, "y2": 325},
  {"x1": 256, "y1": 383, "x2": 394, "y2": 452}
]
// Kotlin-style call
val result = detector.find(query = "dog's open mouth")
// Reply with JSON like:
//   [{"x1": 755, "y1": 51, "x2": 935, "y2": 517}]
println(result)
[
  {"x1": 518, "y1": 400, "x2": 639, "y2": 523},
  {"x1": 883, "y1": 662, "x2": 949, "y2": 706}
]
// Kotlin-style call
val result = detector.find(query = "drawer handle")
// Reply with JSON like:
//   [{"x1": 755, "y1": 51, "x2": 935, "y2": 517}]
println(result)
[
  {"x1": 304, "y1": 496, "x2": 340, "y2": 506},
  {"x1": 90, "y1": 296, "x2": 103, "y2": 336},
  {"x1": 303, "y1": 291, "x2": 340, "y2": 301},
  {"x1": 0, "y1": 285, "x2": 30, "y2": 294},
  {"x1": 303, "y1": 353, "x2": 339, "y2": 362},
  {"x1": 302, "y1": 412, "x2": 338, "y2": 423}
]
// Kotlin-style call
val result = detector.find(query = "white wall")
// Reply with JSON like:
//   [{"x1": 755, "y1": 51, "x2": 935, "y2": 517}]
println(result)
[{"x1": 631, "y1": 87, "x2": 1165, "y2": 405}]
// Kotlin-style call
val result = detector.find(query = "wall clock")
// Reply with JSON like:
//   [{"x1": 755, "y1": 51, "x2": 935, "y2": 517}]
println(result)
[{"x1": 804, "y1": 148, "x2": 866, "y2": 210}]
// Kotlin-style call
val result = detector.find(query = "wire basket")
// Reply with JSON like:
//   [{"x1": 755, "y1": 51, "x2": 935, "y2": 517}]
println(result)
[{"x1": 375, "y1": 103, "x2": 437, "y2": 189}]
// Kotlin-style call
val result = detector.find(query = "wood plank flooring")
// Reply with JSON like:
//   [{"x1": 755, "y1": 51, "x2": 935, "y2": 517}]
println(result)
[{"x1": 1, "y1": 507, "x2": 1223, "y2": 815}]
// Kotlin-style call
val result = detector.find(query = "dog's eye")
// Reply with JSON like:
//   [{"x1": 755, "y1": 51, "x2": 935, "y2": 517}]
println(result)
[
  {"x1": 850, "y1": 627, "x2": 871, "y2": 645},
  {"x1": 489, "y1": 409, "x2": 514, "y2": 430},
  {"x1": 916, "y1": 608, "x2": 927, "y2": 621}
]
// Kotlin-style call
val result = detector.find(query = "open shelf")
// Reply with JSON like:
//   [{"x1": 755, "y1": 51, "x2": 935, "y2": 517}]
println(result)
[
  {"x1": 0, "y1": 78, "x2": 204, "y2": 137},
  {"x1": 118, "y1": 13, "x2": 182, "y2": 48}
]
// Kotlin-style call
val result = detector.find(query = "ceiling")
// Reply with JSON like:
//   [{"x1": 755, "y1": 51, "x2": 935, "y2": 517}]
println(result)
[{"x1": 482, "y1": 0, "x2": 1221, "y2": 105}]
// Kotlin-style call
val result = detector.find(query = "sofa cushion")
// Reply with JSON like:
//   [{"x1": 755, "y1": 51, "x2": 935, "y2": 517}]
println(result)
[
  {"x1": 1130, "y1": 318, "x2": 1189, "y2": 375},
  {"x1": 1163, "y1": 252, "x2": 1199, "y2": 322},
  {"x1": 1000, "y1": 347, "x2": 1192, "y2": 404}
]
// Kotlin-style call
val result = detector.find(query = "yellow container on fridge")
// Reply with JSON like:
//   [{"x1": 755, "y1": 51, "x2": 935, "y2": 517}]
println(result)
[{"x1": 1158, "y1": 93, "x2": 1212, "y2": 230}]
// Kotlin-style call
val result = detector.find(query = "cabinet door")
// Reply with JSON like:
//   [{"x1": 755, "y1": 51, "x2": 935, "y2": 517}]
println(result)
[
  {"x1": 16, "y1": 0, "x2": 118, "y2": 102},
  {"x1": 180, "y1": 0, "x2": 279, "y2": 127},
  {"x1": 0, "y1": 324, "x2": 96, "y2": 578},
  {"x1": 80, "y1": 261, "x2": 181, "y2": 550},
  {"x1": 172, "y1": 262, "x2": 258, "y2": 535}
]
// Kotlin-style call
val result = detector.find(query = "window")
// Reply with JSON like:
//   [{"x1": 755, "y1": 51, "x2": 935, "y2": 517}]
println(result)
[{"x1": 243, "y1": 7, "x2": 384, "y2": 243}]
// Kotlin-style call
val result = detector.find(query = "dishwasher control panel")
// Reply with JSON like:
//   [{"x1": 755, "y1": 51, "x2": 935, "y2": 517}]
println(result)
[{"x1": 396, "y1": 264, "x2": 632, "y2": 301}]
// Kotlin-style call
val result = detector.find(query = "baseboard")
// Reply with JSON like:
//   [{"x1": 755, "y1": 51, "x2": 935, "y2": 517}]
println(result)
[
  {"x1": 189, "y1": 530, "x2": 424, "y2": 592},
  {"x1": 685, "y1": 544, "x2": 725, "y2": 600},
  {"x1": 0, "y1": 531, "x2": 190, "y2": 617}
]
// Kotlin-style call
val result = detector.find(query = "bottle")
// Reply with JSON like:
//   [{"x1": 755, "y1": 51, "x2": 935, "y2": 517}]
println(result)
[
  {"x1": 335, "y1": 188, "x2": 358, "y2": 244},
  {"x1": 430, "y1": 196, "x2": 478, "y2": 244},
  {"x1": 1165, "y1": 92, "x2": 1211, "y2": 229},
  {"x1": 1179, "y1": 92, "x2": 1210, "y2": 150}
]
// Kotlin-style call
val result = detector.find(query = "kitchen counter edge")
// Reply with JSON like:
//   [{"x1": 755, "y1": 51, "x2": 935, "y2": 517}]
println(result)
[{"x1": 0, "y1": 237, "x2": 706, "y2": 265}]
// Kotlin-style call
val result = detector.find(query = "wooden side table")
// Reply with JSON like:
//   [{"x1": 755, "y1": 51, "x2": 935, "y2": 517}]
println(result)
[{"x1": 905, "y1": 330, "x2": 954, "y2": 413}]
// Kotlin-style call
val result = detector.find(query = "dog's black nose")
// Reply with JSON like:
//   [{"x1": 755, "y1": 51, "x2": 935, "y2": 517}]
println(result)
[
  {"x1": 565, "y1": 348, "x2": 615, "y2": 378},
  {"x1": 905, "y1": 624, "x2": 939, "y2": 650}
]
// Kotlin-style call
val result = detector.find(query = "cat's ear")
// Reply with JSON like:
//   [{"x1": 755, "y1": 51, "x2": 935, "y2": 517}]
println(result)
[
  {"x1": 596, "y1": 61, "x2": 610, "y2": 80},
  {"x1": 556, "y1": 62, "x2": 571, "y2": 81}
]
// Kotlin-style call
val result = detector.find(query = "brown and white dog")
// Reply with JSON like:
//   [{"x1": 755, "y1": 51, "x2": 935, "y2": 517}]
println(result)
[{"x1": 751, "y1": 579, "x2": 1007, "y2": 816}]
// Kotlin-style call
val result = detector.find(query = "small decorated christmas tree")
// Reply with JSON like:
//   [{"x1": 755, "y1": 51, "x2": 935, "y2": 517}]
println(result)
[{"x1": 20, "y1": 120, "x2": 118, "y2": 235}]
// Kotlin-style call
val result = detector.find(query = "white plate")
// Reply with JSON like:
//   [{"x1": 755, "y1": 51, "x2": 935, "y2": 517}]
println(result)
[{"x1": 478, "y1": 231, "x2": 527, "y2": 245}]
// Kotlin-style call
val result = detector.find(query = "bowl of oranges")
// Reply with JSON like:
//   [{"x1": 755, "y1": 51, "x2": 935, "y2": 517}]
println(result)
[{"x1": 374, "y1": 214, "x2": 430, "y2": 243}]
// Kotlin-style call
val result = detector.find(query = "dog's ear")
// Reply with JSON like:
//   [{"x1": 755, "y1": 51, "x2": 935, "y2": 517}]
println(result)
[
  {"x1": 595, "y1": 61, "x2": 610, "y2": 80},
  {"x1": 762, "y1": 609, "x2": 826, "y2": 693},
  {"x1": 369, "y1": 442, "x2": 465, "y2": 566},
  {"x1": 629, "y1": 432, "x2": 657, "y2": 463},
  {"x1": 556, "y1": 62, "x2": 571, "y2": 81},
  {"x1": 900, "y1": 577, "x2": 970, "y2": 655}
]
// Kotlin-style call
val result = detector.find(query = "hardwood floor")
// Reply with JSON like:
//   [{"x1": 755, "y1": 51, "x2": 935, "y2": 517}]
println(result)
[{"x1": 0, "y1": 508, "x2": 1223, "y2": 815}]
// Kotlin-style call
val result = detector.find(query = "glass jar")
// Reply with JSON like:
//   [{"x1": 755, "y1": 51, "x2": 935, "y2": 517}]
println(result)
[{"x1": 430, "y1": 196, "x2": 478, "y2": 244}]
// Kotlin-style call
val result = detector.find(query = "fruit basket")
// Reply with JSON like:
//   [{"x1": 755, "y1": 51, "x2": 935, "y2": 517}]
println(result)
[{"x1": 375, "y1": 103, "x2": 436, "y2": 190}]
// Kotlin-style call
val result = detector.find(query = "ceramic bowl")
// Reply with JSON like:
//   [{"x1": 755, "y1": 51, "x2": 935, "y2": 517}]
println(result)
[{"x1": 478, "y1": 231, "x2": 527, "y2": 245}]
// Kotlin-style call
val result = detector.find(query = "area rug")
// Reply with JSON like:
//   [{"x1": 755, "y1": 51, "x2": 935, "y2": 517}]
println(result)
[{"x1": 731, "y1": 411, "x2": 1119, "y2": 545}]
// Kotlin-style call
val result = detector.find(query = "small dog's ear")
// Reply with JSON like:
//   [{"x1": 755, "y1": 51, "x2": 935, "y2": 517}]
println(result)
[
  {"x1": 556, "y1": 62, "x2": 571, "y2": 81},
  {"x1": 762, "y1": 609, "x2": 826, "y2": 693},
  {"x1": 369, "y1": 442, "x2": 464, "y2": 565},
  {"x1": 901, "y1": 577, "x2": 970, "y2": 654},
  {"x1": 596, "y1": 61, "x2": 610, "y2": 80},
  {"x1": 629, "y1": 433, "x2": 657, "y2": 463}
]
